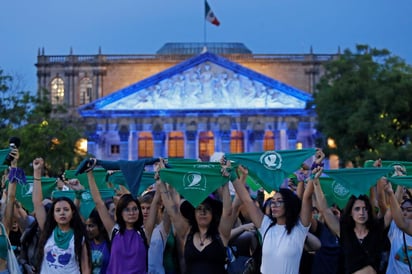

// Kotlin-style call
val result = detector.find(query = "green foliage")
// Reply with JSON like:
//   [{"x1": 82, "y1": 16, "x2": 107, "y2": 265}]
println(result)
[
  {"x1": 315, "y1": 45, "x2": 412, "y2": 166},
  {"x1": 0, "y1": 69, "x2": 86, "y2": 176}
]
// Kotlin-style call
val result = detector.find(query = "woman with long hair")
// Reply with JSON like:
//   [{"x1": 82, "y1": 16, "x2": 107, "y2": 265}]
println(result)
[
  {"x1": 86, "y1": 167, "x2": 148, "y2": 274},
  {"x1": 32, "y1": 158, "x2": 91, "y2": 273},
  {"x1": 86, "y1": 209, "x2": 110, "y2": 274},
  {"x1": 231, "y1": 164, "x2": 317, "y2": 274},
  {"x1": 313, "y1": 172, "x2": 390, "y2": 274},
  {"x1": 156, "y1": 161, "x2": 233, "y2": 274}
]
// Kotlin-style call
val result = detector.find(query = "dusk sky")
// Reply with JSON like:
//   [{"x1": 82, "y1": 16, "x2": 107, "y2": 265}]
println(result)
[{"x1": 1, "y1": 0, "x2": 411, "y2": 92}]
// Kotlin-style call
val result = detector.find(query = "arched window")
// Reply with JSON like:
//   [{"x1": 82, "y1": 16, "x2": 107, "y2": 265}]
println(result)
[
  {"x1": 199, "y1": 131, "x2": 214, "y2": 161},
  {"x1": 168, "y1": 131, "x2": 184, "y2": 158},
  {"x1": 50, "y1": 77, "x2": 64, "y2": 105},
  {"x1": 230, "y1": 131, "x2": 244, "y2": 153},
  {"x1": 138, "y1": 132, "x2": 153, "y2": 158},
  {"x1": 263, "y1": 130, "x2": 275, "y2": 151},
  {"x1": 79, "y1": 77, "x2": 92, "y2": 105}
]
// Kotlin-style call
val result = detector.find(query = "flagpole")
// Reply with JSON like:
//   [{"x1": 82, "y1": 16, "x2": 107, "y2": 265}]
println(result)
[{"x1": 203, "y1": 0, "x2": 207, "y2": 49}]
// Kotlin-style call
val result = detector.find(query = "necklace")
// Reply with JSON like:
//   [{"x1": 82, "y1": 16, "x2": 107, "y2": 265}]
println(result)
[
  {"x1": 198, "y1": 233, "x2": 207, "y2": 246},
  {"x1": 354, "y1": 228, "x2": 368, "y2": 244}
]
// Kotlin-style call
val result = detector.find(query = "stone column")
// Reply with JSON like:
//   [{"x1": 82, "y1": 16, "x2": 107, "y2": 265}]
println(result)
[
  {"x1": 297, "y1": 122, "x2": 312, "y2": 148},
  {"x1": 129, "y1": 131, "x2": 138, "y2": 161},
  {"x1": 153, "y1": 131, "x2": 166, "y2": 157},
  {"x1": 185, "y1": 131, "x2": 197, "y2": 159},
  {"x1": 118, "y1": 127, "x2": 130, "y2": 160},
  {"x1": 96, "y1": 120, "x2": 107, "y2": 159},
  {"x1": 220, "y1": 130, "x2": 231, "y2": 153},
  {"x1": 86, "y1": 132, "x2": 99, "y2": 157},
  {"x1": 249, "y1": 130, "x2": 265, "y2": 152},
  {"x1": 287, "y1": 129, "x2": 298, "y2": 149},
  {"x1": 93, "y1": 66, "x2": 106, "y2": 100}
]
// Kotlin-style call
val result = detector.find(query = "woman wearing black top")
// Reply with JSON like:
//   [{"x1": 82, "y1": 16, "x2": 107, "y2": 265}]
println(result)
[
  {"x1": 313, "y1": 179, "x2": 390, "y2": 274},
  {"x1": 156, "y1": 160, "x2": 233, "y2": 274}
]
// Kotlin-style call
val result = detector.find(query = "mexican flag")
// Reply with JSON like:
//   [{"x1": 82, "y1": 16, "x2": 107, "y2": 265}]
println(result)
[{"x1": 205, "y1": 0, "x2": 220, "y2": 26}]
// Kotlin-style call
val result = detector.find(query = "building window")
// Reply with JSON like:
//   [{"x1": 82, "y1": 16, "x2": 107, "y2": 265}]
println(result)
[
  {"x1": 264, "y1": 130, "x2": 275, "y2": 151},
  {"x1": 111, "y1": 144, "x2": 120, "y2": 155},
  {"x1": 168, "y1": 131, "x2": 184, "y2": 158},
  {"x1": 199, "y1": 131, "x2": 214, "y2": 161},
  {"x1": 138, "y1": 132, "x2": 153, "y2": 158},
  {"x1": 79, "y1": 77, "x2": 92, "y2": 105},
  {"x1": 50, "y1": 77, "x2": 64, "y2": 105},
  {"x1": 231, "y1": 131, "x2": 244, "y2": 153}
]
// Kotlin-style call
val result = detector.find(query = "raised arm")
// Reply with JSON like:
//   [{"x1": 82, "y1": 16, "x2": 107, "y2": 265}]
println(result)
[
  {"x1": 300, "y1": 176, "x2": 315, "y2": 227},
  {"x1": 384, "y1": 182, "x2": 412, "y2": 234},
  {"x1": 3, "y1": 148, "x2": 21, "y2": 233},
  {"x1": 3, "y1": 183, "x2": 16, "y2": 236},
  {"x1": 86, "y1": 171, "x2": 115, "y2": 234},
  {"x1": 312, "y1": 168, "x2": 340, "y2": 237},
  {"x1": 32, "y1": 158, "x2": 46, "y2": 230},
  {"x1": 231, "y1": 165, "x2": 264, "y2": 229},
  {"x1": 144, "y1": 189, "x2": 161, "y2": 243},
  {"x1": 217, "y1": 182, "x2": 233, "y2": 246},
  {"x1": 156, "y1": 179, "x2": 189, "y2": 242}
]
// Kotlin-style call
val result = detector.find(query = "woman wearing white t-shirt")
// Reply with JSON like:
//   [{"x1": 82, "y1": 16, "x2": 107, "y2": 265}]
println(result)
[
  {"x1": 32, "y1": 158, "x2": 91, "y2": 274},
  {"x1": 231, "y1": 165, "x2": 318, "y2": 274}
]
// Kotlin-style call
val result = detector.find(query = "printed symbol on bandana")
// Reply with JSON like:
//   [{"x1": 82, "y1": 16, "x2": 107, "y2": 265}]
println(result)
[
  {"x1": 332, "y1": 180, "x2": 350, "y2": 198},
  {"x1": 21, "y1": 183, "x2": 33, "y2": 197},
  {"x1": 183, "y1": 172, "x2": 207, "y2": 191},
  {"x1": 81, "y1": 191, "x2": 92, "y2": 201},
  {"x1": 260, "y1": 151, "x2": 282, "y2": 170}
]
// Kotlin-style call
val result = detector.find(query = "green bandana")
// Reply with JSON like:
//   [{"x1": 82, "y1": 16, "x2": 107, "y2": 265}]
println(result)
[
  {"x1": 54, "y1": 227, "x2": 74, "y2": 250},
  {"x1": 319, "y1": 176, "x2": 356, "y2": 209},
  {"x1": 0, "y1": 148, "x2": 11, "y2": 165},
  {"x1": 323, "y1": 167, "x2": 392, "y2": 197},
  {"x1": 14, "y1": 176, "x2": 56, "y2": 212},
  {"x1": 159, "y1": 162, "x2": 229, "y2": 207},
  {"x1": 225, "y1": 149, "x2": 316, "y2": 192},
  {"x1": 388, "y1": 176, "x2": 412, "y2": 189}
]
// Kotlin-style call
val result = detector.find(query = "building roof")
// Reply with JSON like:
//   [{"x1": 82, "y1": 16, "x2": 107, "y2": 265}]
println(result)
[{"x1": 156, "y1": 42, "x2": 253, "y2": 55}]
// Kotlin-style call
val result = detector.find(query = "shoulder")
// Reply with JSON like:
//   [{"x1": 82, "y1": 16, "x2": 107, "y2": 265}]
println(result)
[
  {"x1": 259, "y1": 215, "x2": 272, "y2": 232},
  {"x1": 110, "y1": 224, "x2": 120, "y2": 240}
]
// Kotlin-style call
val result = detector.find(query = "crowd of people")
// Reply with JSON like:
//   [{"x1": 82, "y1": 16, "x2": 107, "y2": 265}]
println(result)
[{"x1": 0, "y1": 146, "x2": 412, "y2": 274}]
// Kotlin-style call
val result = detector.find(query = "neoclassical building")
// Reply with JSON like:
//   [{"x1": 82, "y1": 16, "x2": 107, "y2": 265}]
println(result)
[{"x1": 36, "y1": 43, "x2": 338, "y2": 161}]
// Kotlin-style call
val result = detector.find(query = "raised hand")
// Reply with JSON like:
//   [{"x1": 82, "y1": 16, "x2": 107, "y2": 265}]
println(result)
[{"x1": 32, "y1": 158, "x2": 44, "y2": 172}]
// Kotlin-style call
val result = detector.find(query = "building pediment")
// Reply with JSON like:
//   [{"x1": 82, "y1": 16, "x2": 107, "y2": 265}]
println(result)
[{"x1": 78, "y1": 52, "x2": 313, "y2": 117}]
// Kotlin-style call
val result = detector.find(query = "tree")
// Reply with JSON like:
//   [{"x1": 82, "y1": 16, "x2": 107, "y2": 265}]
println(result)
[
  {"x1": 0, "y1": 69, "x2": 86, "y2": 176},
  {"x1": 314, "y1": 45, "x2": 412, "y2": 167}
]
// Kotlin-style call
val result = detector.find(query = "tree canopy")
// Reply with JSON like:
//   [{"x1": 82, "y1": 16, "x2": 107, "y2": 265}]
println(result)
[
  {"x1": 314, "y1": 45, "x2": 412, "y2": 166},
  {"x1": 0, "y1": 68, "x2": 86, "y2": 176}
]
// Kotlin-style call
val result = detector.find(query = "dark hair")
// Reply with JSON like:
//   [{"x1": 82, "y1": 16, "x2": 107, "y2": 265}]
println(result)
[
  {"x1": 139, "y1": 191, "x2": 154, "y2": 205},
  {"x1": 115, "y1": 194, "x2": 144, "y2": 234},
  {"x1": 88, "y1": 208, "x2": 110, "y2": 243},
  {"x1": 37, "y1": 197, "x2": 90, "y2": 271},
  {"x1": 273, "y1": 188, "x2": 301, "y2": 234},
  {"x1": 188, "y1": 199, "x2": 221, "y2": 239},
  {"x1": 341, "y1": 195, "x2": 375, "y2": 231},
  {"x1": 401, "y1": 198, "x2": 412, "y2": 207},
  {"x1": 403, "y1": 189, "x2": 412, "y2": 200}
]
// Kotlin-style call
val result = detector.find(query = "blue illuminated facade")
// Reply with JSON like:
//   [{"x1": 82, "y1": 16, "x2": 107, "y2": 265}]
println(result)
[{"x1": 77, "y1": 51, "x2": 317, "y2": 160}]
